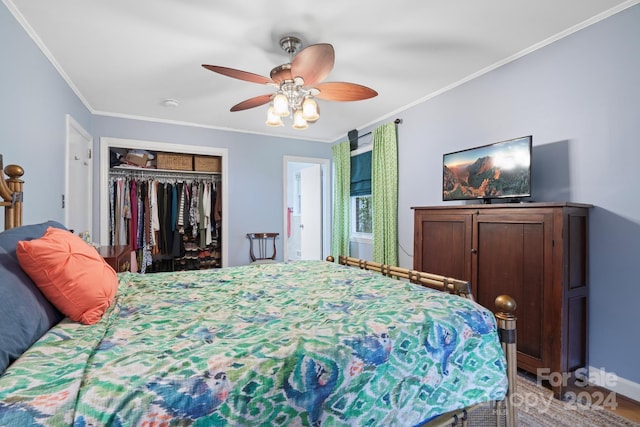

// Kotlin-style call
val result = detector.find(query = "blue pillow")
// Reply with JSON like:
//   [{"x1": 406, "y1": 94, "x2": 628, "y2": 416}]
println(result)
[{"x1": 0, "y1": 221, "x2": 67, "y2": 373}]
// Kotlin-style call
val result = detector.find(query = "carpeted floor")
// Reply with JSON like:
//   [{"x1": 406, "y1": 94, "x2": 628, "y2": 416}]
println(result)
[{"x1": 466, "y1": 374, "x2": 640, "y2": 427}]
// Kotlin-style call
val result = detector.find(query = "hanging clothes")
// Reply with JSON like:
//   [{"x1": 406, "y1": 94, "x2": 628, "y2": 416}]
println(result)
[
  {"x1": 129, "y1": 179, "x2": 138, "y2": 251},
  {"x1": 170, "y1": 183, "x2": 182, "y2": 258},
  {"x1": 214, "y1": 179, "x2": 222, "y2": 224},
  {"x1": 141, "y1": 181, "x2": 153, "y2": 273},
  {"x1": 202, "y1": 182, "x2": 212, "y2": 246},
  {"x1": 150, "y1": 180, "x2": 159, "y2": 253},
  {"x1": 177, "y1": 182, "x2": 186, "y2": 234},
  {"x1": 109, "y1": 180, "x2": 116, "y2": 245},
  {"x1": 190, "y1": 182, "x2": 199, "y2": 238},
  {"x1": 108, "y1": 171, "x2": 220, "y2": 273}
]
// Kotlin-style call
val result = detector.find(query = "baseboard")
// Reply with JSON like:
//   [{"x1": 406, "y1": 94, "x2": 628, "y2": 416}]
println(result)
[{"x1": 589, "y1": 366, "x2": 640, "y2": 403}]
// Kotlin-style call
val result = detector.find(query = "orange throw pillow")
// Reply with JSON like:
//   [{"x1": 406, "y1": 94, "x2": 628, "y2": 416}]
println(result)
[{"x1": 16, "y1": 227, "x2": 119, "y2": 325}]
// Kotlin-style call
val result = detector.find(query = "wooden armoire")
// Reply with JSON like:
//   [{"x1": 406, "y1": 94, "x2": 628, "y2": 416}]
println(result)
[{"x1": 412, "y1": 202, "x2": 591, "y2": 398}]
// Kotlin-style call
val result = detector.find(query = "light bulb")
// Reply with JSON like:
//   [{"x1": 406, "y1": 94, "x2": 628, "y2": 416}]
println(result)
[
  {"x1": 292, "y1": 109, "x2": 308, "y2": 130},
  {"x1": 272, "y1": 93, "x2": 290, "y2": 117},
  {"x1": 301, "y1": 97, "x2": 319, "y2": 121},
  {"x1": 265, "y1": 106, "x2": 283, "y2": 127}
]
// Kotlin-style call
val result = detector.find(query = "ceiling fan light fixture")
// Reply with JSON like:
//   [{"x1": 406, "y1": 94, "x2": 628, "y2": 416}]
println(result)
[
  {"x1": 272, "y1": 93, "x2": 290, "y2": 117},
  {"x1": 301, "y1": 96, "x2": 319, "y2": 121},
  {"x1": 265, "y1": 106, "x2": 284, "y2": 127},
  {"x1": 292, "y1": 109, "x2": 309, "y2": 130},
  {"x1": 203, "y1": 35, "x2": 377, "y2": 132}
]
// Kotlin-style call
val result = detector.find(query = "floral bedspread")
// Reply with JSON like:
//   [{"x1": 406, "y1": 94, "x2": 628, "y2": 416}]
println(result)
[{"x1": 0, "y1": 260, "x2": 507, "y2": 426}]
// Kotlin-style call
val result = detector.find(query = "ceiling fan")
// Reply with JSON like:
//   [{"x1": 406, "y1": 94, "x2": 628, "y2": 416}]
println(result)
[{"x1": 202, "y1": 35, "x2": 378, "y2": 129}]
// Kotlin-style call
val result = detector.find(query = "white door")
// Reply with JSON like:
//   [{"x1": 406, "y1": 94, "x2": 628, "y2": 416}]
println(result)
[
  {"x1": 300, "y1": 164, "x2": 321, "y2": 259},
  {"x1": 283, "y1": 157, "x2": 330, "y2": 262},
  {"x1": 65, "y1": 115, "x2": 93, "y2": 239}
]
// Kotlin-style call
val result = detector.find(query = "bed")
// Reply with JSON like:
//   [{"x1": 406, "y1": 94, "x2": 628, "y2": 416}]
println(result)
[{"x1": 0, "y1": 155, "x2": 517, "y2": 426}]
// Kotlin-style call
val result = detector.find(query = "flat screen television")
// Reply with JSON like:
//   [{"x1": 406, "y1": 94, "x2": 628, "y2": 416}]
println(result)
[{"x1": 443, "y1": 135, "x2": 532, "y2": 203}]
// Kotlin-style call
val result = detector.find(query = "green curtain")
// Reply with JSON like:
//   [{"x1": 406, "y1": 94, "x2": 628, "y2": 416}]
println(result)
[
  {"x1": 331, "y1": 140, "x2": 351, "y2": 259},
  {"x1": 372, "y1": 122, "x2": 398, "y2": 265}
]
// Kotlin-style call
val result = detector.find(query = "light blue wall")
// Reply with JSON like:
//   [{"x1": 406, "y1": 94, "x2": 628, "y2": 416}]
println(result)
[
  {"x1": 1, "y1": 3, "x2": 92, "y2": 223},
  {"x1": 2, "y1": 0, "x2": 639, "y2": 388},
  {"x1": 362, "y1": 5, "x2": 640, "y2": 385}
]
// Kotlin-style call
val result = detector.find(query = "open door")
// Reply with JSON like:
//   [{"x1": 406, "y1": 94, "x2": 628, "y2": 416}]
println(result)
[
  {"x1": 283, "y1": 157, "x2": 330, "y2": 262},
  {"x1": 65, "y1": 115, "x2": 93, "y2": 239},
  {"x1": 299, "y1": 164, "x2": 321, "y2": 259}
]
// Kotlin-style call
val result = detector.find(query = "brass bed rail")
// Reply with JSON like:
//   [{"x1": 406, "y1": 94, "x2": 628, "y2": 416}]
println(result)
[
  {"x1": 328, "y1": 255, "x2": 518, "y2": 427},
  {"x1": 0, "y1": 154, "x2": 24, "y2": 230},
  {"x1": 332, "y1": 255, "x2": 475, "y2": 300}
]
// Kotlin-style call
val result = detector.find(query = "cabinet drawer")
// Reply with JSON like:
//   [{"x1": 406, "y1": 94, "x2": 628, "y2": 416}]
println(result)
[{"x1": 97, "y1": 245, "x2": 131, "y2": 272}]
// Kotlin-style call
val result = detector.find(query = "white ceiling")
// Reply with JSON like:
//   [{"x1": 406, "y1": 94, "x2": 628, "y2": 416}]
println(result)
[{"x1": 6, "y1": 0, "x2": 637, "y2": 143}]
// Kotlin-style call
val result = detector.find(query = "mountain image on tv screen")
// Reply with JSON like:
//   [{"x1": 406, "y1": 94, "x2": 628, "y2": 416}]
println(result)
[{"x1": 443, "y1": 136, "x2": 531, "y2": 201}]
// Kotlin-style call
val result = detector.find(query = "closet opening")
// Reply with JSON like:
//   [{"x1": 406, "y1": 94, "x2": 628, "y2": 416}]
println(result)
[{"x1": 99, "y1": 137, "x2": 228, "y2": 269}]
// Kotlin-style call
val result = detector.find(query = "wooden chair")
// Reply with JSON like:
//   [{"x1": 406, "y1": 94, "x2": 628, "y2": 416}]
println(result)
[{"x1": 247, "y1": 233, "x2": 279, "y2": 264}]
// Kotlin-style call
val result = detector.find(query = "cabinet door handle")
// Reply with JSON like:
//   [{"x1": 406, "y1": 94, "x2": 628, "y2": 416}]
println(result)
[{"x1": 470, "y1": 248, "x2": 478, "y2": 254}]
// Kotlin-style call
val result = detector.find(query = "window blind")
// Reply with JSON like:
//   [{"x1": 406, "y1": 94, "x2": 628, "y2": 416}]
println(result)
[{"x1": 350, "y1": 150, "x2": 371, "y2": 196}]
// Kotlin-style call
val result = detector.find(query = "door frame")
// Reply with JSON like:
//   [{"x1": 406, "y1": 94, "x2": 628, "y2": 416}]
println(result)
[
  {"x1": 65, "y1": 114, "x2": 93, "y2": 234},
  {"x1": 282, "y1": 156, "x2": 330, "y2": 262}
]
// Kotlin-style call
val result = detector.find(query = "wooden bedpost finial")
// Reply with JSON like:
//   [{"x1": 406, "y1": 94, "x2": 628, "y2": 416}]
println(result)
[
  {"x1": 495, "y1": 295, "x2": 517, "y2": 314},
  {"x1": 5, "y1": 164, "x2": 25, "y2": 180},
  {"x1": 326, "y1": 256, "x2": 334, "y2": 263}
]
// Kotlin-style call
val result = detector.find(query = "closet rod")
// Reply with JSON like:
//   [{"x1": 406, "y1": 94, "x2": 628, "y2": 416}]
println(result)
[{"x1": 109, "y1": 168, "x2": 219, "y2": 182}]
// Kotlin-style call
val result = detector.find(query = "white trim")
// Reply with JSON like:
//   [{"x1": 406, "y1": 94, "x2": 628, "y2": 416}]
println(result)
[
  {"x1": 350, "y1": 234, "x2": 372, "y2": 245},
  {"x1": 588, "y1": 366, "x2": 640, "y2": 403},
  {"x1": 351, "y1": 144, "x2": 373, "y2": 157},
  {"x1": 99, "y1": 137, "x2": 229, "y2": 267},
  {"x1": 65, "y1": 115, "x2": 93, "y2": 234},
  {"x1": 282, "y1": 156, "x2": 331, "y2": 262}
]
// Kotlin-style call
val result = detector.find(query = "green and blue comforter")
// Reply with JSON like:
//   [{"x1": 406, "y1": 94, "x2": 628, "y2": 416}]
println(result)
[{"x1": 0, "y1": 260, "x2": 507, "y2": 426}]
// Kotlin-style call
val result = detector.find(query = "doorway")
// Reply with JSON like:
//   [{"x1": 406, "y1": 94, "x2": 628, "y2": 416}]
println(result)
[
  {"x1": 65, "y1": 115, "x2": 93, "y2": 238},
  {"x1": 98, "y1": 137, "x2": 229, "y2": 267},
  {"x1": 283, "y1": 156, "x2": 330, "y2": 261}
]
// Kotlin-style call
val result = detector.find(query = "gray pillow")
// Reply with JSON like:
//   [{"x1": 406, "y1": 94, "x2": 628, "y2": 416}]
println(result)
[{"x1": 0, "y1": 221, "x2": 67, "y2": 373}]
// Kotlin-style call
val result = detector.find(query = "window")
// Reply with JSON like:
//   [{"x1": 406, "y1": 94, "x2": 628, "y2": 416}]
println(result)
[
  {"x1": 350, "y1": 148, "x2": 372, "y2": 242},
  {"x1": 352, "y1": 194, "x2": 372, "y2": 233}
]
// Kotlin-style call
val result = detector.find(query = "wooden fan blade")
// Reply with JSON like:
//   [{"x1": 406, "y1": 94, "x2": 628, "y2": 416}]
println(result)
[
  {"x1": 202, "y1": 65, "x2": 273, "y2": 85},
  {"x1": 313, "y1": 82, "x2": 378, "y2": 101},
  {"x1": 270, "y1": 64, "x2": 292, "y2": 85},
  {"x1": 291, "y1": 44, "x2": 335, "y2": 86},
  {"x1": 230, "y1": 94, "x2": 273, "y2": 112}
]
